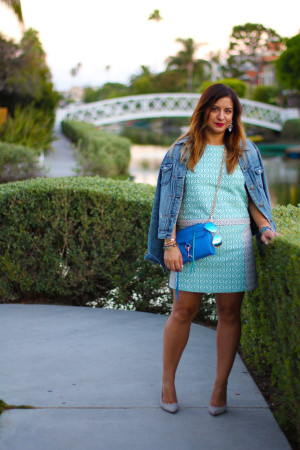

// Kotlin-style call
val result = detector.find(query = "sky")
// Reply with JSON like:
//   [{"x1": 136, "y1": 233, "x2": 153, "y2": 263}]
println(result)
[{"x1": 0, "y1": 0, "x2": 299, "y2": 91}]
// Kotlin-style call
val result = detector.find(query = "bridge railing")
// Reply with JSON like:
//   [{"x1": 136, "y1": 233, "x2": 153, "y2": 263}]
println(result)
[{"x1": 55, "y1": 93, "x2": 299, "y2": 131}]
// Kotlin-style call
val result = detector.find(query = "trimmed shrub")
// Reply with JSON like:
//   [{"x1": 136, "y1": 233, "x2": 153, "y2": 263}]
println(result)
[
  {"x1": 200, "y1": 78, "x2": 247, "y2": 98},
  {"x1": 0, "y1": 176, "x2": 217, "y2": 317},
  {"x1": 251, "y1": 85, "x2": 281, "y2": 106},
  {"x1": 61, "y1": 120, "x2": 131, "y2": 178},
  {"x1": 0, "y1": 176, "x2": 170, "y2": 312},
  {"x1": 121, "y1": 124, "x2": 174, "y2": 146},
  {"x1": 0, "y1": 105, "x2": 54, "y2": 152},
  {"x1": 241, "y1": 204, "x2": 300, "y2": 445},
  {"x1": 0, "y1": 141, "x2": 43, "y2": 183},
  {"x1": 281, "y1": 119, "x2": 300, "y2": 142}
]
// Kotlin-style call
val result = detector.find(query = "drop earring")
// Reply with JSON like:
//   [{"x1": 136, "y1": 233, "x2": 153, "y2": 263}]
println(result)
[{"x1": 228, "y1": 122, "x2": 233, "y2": 132}]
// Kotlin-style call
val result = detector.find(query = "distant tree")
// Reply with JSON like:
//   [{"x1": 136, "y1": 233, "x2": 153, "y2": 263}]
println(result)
[
  {"x1": 0, "y1": 28, "x2": 59, "y2": 120},
  {"x1": 83, "y1": 87, "x2": 100, "y2": 103},
  {"x1": 104, "y1": 64, "x2": 111, "y2": 80},
  {"x1": 207, "y1": 50, "x2": 222, "y2": 80},
  {"x1": 148, "y1": 9, "x2": 163, "y2": 73},
  {"x1": 83, "y1": 83, "x2": 129, "y2": 103},
  {"x1": 17, "y1": 29, "x2": 59, "y2": 114},
  {"x1": 148, "y1": 9, "x2": 162, "y2": 22},
  {"x1": 0, "y1": 33, "x2": 19, "y2": 105},
  {"x1": 200, "y1": 78, "x2": 247, "y2": 98},
  {"x1": 152, "y1": 70, "x2": 187, "y2": 93},
  {"x1": 70, "y1": 62, "x2": 82, "y2": 77},
  {"x1": 166, "y1": 38, "x2": 208, "y2": 91},
  {"x1": 223, "y1": 23, "x2": 283, "y2": 82},
  {"x1": 130, "y1": 65, "x2": 155, "y2": 95},
  {"x1": 0, "y1": 0, "x2": 23, "y2": 24},
  {"x1": 208, "y1": 50, "x2": 221, "y2": 65},
  {"x1": 276, "y1": 33, "x2": 300, "y2": 92}
]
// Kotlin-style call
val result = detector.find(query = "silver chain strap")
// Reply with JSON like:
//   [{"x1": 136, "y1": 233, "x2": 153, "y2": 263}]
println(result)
[{"x1": 209, "y1": 149, "x2": 226, "y2": 221}]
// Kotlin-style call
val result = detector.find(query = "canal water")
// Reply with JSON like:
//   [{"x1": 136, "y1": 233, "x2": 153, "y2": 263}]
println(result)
[{"x1": 130, "y1": 144, "x2": 300, "y2": 207}]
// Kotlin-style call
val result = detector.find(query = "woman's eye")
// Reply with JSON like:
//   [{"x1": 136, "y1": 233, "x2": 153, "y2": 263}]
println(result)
[{"x1": 212, "y1": 107, "x2": 218, "y2": 111}]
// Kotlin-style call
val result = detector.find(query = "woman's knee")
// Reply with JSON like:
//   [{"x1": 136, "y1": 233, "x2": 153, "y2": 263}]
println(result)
[
  {"x1": 172, "y1": 305, "x2": 198, "y2": 324},
  {"x1": 216, "y1": 293, "x2": 243, "y2": 324},
  {"x1": 217, "y1": 304, "x2": 241, "y2": 324}
]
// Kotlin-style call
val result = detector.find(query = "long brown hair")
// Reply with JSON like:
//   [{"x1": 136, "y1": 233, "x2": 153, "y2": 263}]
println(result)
[{"x1": 178, "y1": 83, "x2": 247, "y2": 174}]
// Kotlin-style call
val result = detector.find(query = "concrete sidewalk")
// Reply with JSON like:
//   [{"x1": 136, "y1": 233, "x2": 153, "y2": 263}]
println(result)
[
  {"x1": 43, "y1": 132, "x2": 77, "y2": 177},
  {"x1": 0, "y1": 305, "x2": 290, "y2": 450}
]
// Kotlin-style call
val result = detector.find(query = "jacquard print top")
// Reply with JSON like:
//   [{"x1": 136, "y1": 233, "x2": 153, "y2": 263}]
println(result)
[{"x1": 178, "y1": 145, "x2": 249, "y2": 222}]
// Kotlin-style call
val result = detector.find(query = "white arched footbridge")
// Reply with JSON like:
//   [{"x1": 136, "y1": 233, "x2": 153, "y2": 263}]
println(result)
[{"x1": 56, "y1": 93, "x2": 299, "y2": 131}]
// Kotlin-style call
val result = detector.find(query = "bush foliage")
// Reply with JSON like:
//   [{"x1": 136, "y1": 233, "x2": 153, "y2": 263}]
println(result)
[
  {"x1": 61, "y1": 121, "x2": 131, "y2": 178},
  {"x1": 241, "y1": 204, "x2": 300, "y2": 445},
  {"x1": 251, "y1": 85, "x2": 281, "y2": 106},
  {"x1": 0, "y1": 105, "x2": 54, "y2": 152},
  {"x1": 0, "y1": 141, "x2": 43, "y2": 183},
  {"x1": 0, "y1": 177, "x2": 170, "y2": 312},
  {"x1": 281, "y1": 119, "x2": 300, "y2": 142}
]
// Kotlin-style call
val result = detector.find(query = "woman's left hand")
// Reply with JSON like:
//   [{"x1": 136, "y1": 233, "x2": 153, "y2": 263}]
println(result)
[{"x1": 261, "y1": 229, "x2": 280, "y2": 245}]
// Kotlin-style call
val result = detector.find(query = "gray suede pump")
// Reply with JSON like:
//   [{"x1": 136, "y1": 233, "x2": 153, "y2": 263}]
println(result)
[
  {"x1": 208, "y1": 404, "x2": 227, "y2": 416},
  {"x1": 160, "y1": 398, "x2": 179, "y2": 414},
  {"x1": 160, "y1": 390, "x2": 178, "y2": 414}
]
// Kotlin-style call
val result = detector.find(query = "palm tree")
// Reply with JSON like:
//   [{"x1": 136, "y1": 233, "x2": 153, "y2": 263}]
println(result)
[
  {"x1": 1, "y1": 0, "x2": 23, "y2": 24},
  {"x1": 70, "y1": 62, "x2": 82, "y2": 77},
  {"x1": 148, "y1": 9, "x2": 162, "y2": 22},
  {"x1": 148, "y1": 10, "x2": 163, "y2": 73},
  {"x1": 166, "y1": 38, "x2": 207, "y2": 91}
]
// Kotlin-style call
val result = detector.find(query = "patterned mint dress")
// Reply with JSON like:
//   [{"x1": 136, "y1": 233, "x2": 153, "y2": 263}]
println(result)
[{"x1": 169, "y1": 145, "x2": 258, "y2": 293}]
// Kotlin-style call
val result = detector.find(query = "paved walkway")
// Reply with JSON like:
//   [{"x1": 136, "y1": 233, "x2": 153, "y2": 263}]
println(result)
[
  {"x1": 0, "y1": 305, "x2": 290, "y2": 450},
  {"x1": 43, "y1": 132, "x2": 77, "y2": 177}
]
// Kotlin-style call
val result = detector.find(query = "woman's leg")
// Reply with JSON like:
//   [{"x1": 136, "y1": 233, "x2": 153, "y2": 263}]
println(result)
[
  {"x1": 210, "y1": 292, "x2": 244, "y2": 407},
  {"x1": 162, "y1": 290, "x2": 203, "y2": 404}
]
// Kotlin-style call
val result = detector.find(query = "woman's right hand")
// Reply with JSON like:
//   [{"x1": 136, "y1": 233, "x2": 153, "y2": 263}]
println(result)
[{"x1": 164, "y1": 246, "x2": 183, "y2": 272}]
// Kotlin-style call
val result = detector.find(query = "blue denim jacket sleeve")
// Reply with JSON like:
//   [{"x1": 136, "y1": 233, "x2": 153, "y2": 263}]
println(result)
[
  {"x1": 144, "y1": 139, "x2": 189, "y2": 270},
  {"x1": 144, "y1": 165, "x2": 166, "y2": 270},
  {"x1": 239, "y1": 139, "x2": 276, "y2": 234}
]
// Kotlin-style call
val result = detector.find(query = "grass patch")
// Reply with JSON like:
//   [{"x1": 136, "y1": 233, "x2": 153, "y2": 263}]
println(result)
[{"x1": 0, "y1": 399, "x2": 35, "y2": 414}]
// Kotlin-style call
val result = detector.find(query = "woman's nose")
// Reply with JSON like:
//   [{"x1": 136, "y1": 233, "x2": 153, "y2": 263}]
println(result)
[{"x1": 217, "y1": 110, "x2": 225, "y2": 120}]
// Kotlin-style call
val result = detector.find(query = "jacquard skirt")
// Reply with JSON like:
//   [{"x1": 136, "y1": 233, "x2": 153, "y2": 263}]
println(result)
[{"x1": 169, "y1": 218, "x2": 258, "y2": 293}]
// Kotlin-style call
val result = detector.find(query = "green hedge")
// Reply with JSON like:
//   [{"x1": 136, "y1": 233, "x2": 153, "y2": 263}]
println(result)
[
  {"x1": 241, "y1": 204, "x2": 300, "y2": 445},
  {"x1": 0, "y1": 176, "x2": 218, "y2": 319},
  {"x1": 0, "y1": 141, "x2": 42, "y2": 183},
  {"x1": 251, "y1": 85, "x2": 281, "y2": 106},
  {"x1": 0, "y1": 176, "x2": 170, "y2": 312},
  {"x1": 61, "y1": 120, "x2": 131, "y2": 178},
  {"x1": 281, "y1": 119, "x2": 300, "y2": 142}
]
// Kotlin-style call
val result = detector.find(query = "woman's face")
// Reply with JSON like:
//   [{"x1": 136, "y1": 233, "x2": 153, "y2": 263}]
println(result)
[{"x1": 206, "y1": 96, "x2": 234, "y2": 136}]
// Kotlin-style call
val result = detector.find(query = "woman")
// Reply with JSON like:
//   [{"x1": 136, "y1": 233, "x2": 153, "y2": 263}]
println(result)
[{"x1": 145, "y1": 83, "x2": 279, "y2": 416}]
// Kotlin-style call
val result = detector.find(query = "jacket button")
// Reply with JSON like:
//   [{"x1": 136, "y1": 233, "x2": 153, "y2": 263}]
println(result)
[
  {"x1": 250, "y1": 186, "x2": 254, "y2": 190},
  {"x1": 259, "y1": 203, "x2": 264, "y2": 207}
]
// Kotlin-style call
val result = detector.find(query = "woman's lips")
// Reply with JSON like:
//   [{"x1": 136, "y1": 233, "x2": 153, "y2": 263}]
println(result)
[{"x1": 215, "y1": 123, "x2": 225, "y2": 127}]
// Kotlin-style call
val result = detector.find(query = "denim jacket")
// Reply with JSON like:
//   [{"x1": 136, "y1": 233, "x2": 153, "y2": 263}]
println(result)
[{"x1": 145, "y1": 137, "x2": 276, "y2": 270}]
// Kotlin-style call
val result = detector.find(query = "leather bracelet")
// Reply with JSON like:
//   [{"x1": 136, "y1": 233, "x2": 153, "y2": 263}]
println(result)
[
  {"x1": 164, "y1": 238, "x2": 176, "y2": 244},
  {"x1": 163, "y1": 243, "x2": 178, "y2": 250}
]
